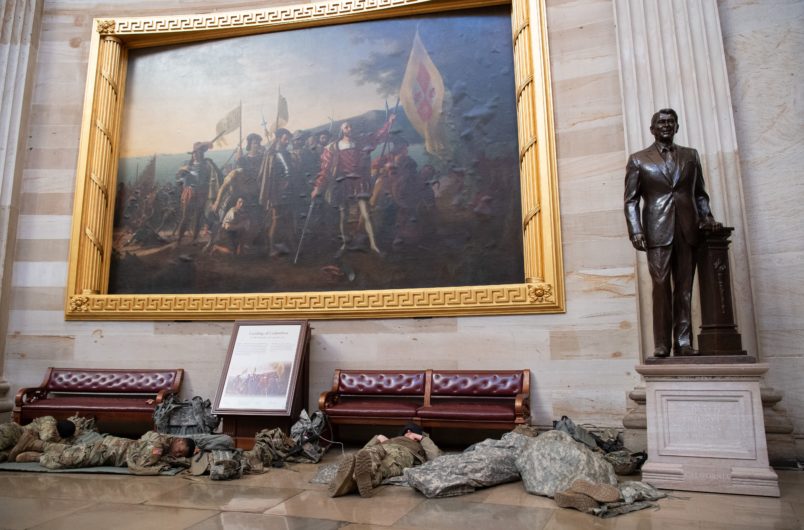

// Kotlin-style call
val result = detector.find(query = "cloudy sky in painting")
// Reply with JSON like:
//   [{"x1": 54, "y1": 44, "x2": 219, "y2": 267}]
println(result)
[{"x1": 118, "y1": 6, "x2": 515, "y2": 157}]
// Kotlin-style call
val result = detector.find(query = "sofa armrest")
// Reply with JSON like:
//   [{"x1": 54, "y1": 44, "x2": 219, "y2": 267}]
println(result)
[
  {"x1": 154, "y1": 388, "x2": 175, "y2": 405},
  {"x1": 318, "y1": 390, "x2": 339, "y2": 411},
  {"x1": 514, "y1": 392, "x2": 530, "y2": 422},
  {"x1": 14, "y1": 386, "x2": 48, "y2": 408}
]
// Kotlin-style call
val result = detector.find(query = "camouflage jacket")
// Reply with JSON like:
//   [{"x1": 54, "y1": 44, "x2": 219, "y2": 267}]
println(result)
[
  {"x1": 126, "y1": 431, "x2": 190, "y2": 475},
  {"x1": 24, "y1": 416, "x2": 60, "y2": 443}
]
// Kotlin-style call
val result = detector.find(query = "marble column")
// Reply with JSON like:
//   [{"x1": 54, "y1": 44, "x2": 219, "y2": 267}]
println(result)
[{"x1": 0, "y1": 0, "x2": 43, "y2": 419}]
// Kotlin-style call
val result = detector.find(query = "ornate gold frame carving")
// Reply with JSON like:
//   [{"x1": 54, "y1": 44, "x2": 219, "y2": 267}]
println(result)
[{"x1": 66, "y1": 0, "x2": 563, "y2": 320}]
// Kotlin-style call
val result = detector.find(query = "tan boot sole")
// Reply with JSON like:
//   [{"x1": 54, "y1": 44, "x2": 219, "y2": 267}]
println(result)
[
  {"x1": 569, "y1": 479, "x2": 621, "y2": 503},
  {"x1": 354, "y1": 451, "x2": 375, "y2": 498},
  {"x1": 328, "y1": 454, "x2": 357, "y2": 497},
  {"x1": 554, "y1": 491, "x2": 599, "y2": 513}
]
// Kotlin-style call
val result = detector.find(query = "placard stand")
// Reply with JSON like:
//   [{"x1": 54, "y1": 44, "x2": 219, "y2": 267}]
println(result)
[{"x1": 213, "y1": 321, "x2": 310, "y2": 449}]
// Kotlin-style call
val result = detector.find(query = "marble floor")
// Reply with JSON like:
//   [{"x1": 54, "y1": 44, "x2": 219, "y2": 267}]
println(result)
[{"x1": 0, "y1": 448, "x2": 801, "y2": 530}]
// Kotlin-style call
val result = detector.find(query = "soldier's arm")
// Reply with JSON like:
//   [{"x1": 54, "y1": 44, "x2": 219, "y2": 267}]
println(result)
[
  {"x1": 363, "y1": 435, "x2": 385, "y2": 448},
  {"x1": 36, "y1": 417, "x2": 60, "y2": 442},
  {"x1": 312, "y1": 147, "x2": 333, "y2": 198},
  {"x1": 126, "y1": 440, "x2": 167, "y2": 475},
  {"x1": 420, "y1": 436, "x2": 442, "y2": 461}
]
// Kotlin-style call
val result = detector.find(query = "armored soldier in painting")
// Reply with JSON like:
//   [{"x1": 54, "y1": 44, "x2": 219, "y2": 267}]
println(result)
[
  {"x1": 624, "y1": 108, "x2": 720, "y2": 358},
  {"x1": 175, "y1": 140, "x2": 222, "y2": 245}
]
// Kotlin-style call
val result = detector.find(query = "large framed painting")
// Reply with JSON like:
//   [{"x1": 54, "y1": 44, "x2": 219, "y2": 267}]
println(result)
[{"x1": 65, "y1": 0, "x2": 563, "y2": 320}]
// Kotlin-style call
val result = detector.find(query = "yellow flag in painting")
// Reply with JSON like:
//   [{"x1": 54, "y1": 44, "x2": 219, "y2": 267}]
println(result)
[
  {"x1": 214, "y1": 104, "x2": 241, "y2": 146},
  {"x1": 400, "y1": 32, "x2": 446, "y2": 156}
]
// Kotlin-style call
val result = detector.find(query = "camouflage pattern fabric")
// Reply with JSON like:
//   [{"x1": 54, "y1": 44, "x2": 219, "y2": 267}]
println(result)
[
  {"x1": 0, "y1": 422, "x2": 24, "y2": 452},
  {"x1": 209, "y1": 449, "x2": 242, "y2": 481},
  {"x1": 552, "y1": 416, "x2": 599, "y2": 451},
  {"x1": 153, "y1": 395, "x2": 219, "y2": 435},
  {"x1": 251, "y1": 427, "x2": 298, "y2": 466},
  {"x1": 604, "y1": 450, "x2": 646, "y2": 475},
  {"x1": 65, "y1": 414, "x2": 97, "y2": 439},
  {"x1": 287, "y1": 410, "x2": 327, "y2": 463},
  {"x1": 405, "y1": 432, "x2": 530, "y2": 498},
  {"x1": 40, "y1": 435, "x2": 134, "y2": 469},
  {"x1": 590, "y1": 481, "x2": 666, "y2": 518},
  {"x1": 126, "y1": 431, "x2": 187, "y2": 475},
  {"x1": 1, "y1": 416, "x2": 87, "y2": 461},
  {"x1": 515, "y1": 430, "x2": 617, "y2": 497},
  {"x1": 361, "y1": 436, "x2": 419, "y2": 487},
  {"x1": 39, "y1": 431, "x2": 187, "y2": 475}
]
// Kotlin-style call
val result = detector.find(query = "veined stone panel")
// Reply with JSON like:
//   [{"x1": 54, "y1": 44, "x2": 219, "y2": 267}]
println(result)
[{"x1": 719, "y1": 0, "x2": 804, "y2": 449}]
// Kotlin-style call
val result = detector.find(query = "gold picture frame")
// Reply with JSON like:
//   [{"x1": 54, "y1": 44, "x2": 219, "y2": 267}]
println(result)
[{"x1": 65, "y1": 0, "x2": 563, "y2": 321}]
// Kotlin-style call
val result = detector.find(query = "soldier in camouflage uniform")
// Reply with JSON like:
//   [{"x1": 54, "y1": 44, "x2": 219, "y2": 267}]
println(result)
[
  {"x1": 329, "y1": 423, "x2": 441, "y2": 498},
  {"x1": 31, "y1": 431, "x2": 196, "y2": 475},
  {"x1": 0, "y1": 417, "x2": 77, "y2": 462}
]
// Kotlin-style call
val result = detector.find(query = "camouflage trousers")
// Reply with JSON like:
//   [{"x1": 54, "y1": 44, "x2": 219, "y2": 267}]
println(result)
[
  {"x1": 0, "y1": 423, "x2": 24, "y2": 451},
  {"x1": 359, "y1": 443, "x2": 417, "y2": 487},
  {"x1": 0, "y1": 423, "x2": 24, "y2": 460},
  {"x1": 40, "y1": 436, "x2": 132, "y2": 469}
]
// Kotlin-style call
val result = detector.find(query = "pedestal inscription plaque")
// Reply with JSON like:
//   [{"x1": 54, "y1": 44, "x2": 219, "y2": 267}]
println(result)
[{"x1": 636, "y1": 363, "x2": 779, "y2": 497}]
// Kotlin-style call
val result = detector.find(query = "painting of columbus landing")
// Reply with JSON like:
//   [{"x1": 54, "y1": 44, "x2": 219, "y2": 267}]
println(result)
[{"x1": 110, "y1": 6, "x2": 523, "y2": 295}]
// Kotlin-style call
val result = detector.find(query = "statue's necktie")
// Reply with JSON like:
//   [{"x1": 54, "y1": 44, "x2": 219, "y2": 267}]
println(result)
[{"x1": 662, "y1": 147, "x2": 676, "y2": 177}]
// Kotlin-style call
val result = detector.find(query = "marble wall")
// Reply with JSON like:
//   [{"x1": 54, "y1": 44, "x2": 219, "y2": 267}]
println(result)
[
  {"x1": 1, "y1": 0, "x2": 800, "y2": 449},
  {"x1": 719, "y1": 0, "x2": 804, "y2": 453}
]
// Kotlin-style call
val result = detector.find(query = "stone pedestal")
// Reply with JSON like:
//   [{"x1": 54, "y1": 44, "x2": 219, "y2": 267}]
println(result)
[{"x1": 636, "y1": 363, "x2": 779, "y2": 497}]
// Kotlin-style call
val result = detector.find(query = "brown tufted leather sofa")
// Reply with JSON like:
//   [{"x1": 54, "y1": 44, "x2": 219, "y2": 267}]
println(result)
[
  {"x1": 14, "y1": 367, "x2": 183, "y2": 437},
  {"x1": 319, "y1": 369, "x2": 530, "y2": 433}
]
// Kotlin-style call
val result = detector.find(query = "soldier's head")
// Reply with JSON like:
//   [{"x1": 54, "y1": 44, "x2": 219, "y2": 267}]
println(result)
[
  {"x1": 246, "y1": 133, "x2": 262, "y2": 150},
  {"x1": 399, "y1": 423, "x2": 424, "y2": 441},
  {"x1": 169, "y1": 437, "x2": 196, "y2": 458},
  {"x1": 650, "y1": 108, "x2": 679, "y2": 143},
  {"x1": 275, "y1": 128, "x2": 292, "y2": 149},
  {"x1": 318, "y1": 130, "x2": 332, "y2": 146},
  {"x1": 55, "y1": 420, "x2": 76, "y2": 439},
  {"x1": 292, "y1": 130, "x2": 307, "y2": 150}
]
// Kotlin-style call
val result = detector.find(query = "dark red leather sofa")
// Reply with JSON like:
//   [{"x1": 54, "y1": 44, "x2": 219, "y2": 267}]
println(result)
[
  {"x1": 319, "y1": 369, "x2": 530, "y2": 432},
  {"x1": 14, "y1": 367, "x2": 183, "y2": 437}
]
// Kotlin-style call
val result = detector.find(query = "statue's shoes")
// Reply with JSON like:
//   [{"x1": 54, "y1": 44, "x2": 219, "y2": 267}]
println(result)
[
  {"x1": 652, "y1": 347, "x2": 670, "y2": 358},
  {"x1": 674, "y1": 346, "x2": 699, "y2": 356}
]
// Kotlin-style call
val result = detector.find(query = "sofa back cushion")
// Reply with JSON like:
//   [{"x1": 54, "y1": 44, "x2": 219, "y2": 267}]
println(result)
[
  {"x1": 337, "y1": 370, "x2": 426, "y2": 396},
  {"x1": 430, "y1": 370, "x2": 526, "y2": 397},
  {"x1": 46, "y1": 368, "x2": 182, "y2": 394}
]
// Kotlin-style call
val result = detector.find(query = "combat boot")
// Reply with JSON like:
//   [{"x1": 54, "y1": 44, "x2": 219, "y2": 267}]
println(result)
[
  {"x1": 9, "y1": 432, "x2": 45, "y2": 462},
  {"x1": 353, "y1": 450, "x2": 375, "y2": 498},
  {"x1": 554, "y1": 490, "x2": 600, "y2": 513},
  {"x1": 328, "y1": 454, "x2": 357, "y2": 497},
  {"x1": 568, "y1": 479, "x2": 621, "y2": 503}
]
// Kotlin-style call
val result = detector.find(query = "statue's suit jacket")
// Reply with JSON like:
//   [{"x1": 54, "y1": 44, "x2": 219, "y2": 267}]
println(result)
[{"x1": 624, "y1": 143, "x2": 713, "y2": 248}]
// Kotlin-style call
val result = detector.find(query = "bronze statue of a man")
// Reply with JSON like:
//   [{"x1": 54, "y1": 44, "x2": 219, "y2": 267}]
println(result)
[{"x1": 624, "y1": 108, "x2": 720, "y2": 358}]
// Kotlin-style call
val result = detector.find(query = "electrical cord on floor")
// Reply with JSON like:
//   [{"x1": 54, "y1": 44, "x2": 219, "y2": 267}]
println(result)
[{"x1": 317, "y1": 414, "x2": 345, "y2": 458}]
